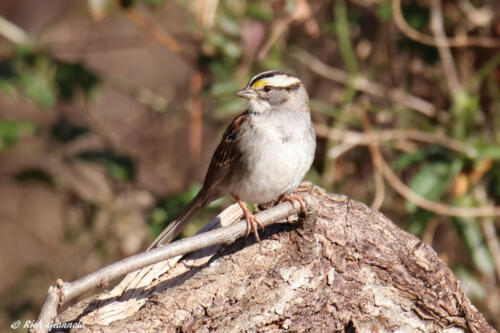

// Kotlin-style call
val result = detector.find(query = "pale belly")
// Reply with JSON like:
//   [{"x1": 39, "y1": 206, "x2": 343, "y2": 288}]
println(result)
[{"x1": 226, "y1": 113, "x2": 315, "y2": 204}]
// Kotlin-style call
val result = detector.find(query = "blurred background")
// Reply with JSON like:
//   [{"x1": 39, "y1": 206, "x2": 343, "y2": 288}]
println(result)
[{"x1": 0, "y1": 0, "x2": 499, "y2": 330}]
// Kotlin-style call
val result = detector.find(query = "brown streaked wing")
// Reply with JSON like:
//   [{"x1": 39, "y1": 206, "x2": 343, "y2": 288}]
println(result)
[{"x1": 202, "y1": 111, "x2": 249, "y2": 190}]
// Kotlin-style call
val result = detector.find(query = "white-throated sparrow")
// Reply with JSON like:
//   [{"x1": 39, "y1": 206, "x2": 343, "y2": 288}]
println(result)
[{"x1": 149, "y1": 70, "x2": 316, "y2": 249}]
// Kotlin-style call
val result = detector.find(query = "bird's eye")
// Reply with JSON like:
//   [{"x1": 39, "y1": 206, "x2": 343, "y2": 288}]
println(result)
[{"x1": 263, "y1": 85, "x2": 272, "y2": 92}]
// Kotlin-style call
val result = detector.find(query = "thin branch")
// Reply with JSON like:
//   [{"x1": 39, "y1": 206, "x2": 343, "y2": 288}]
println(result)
[
  {"x1": 481, "y1": 218, "x2": 500, "y2": 282},
  {"x1": 315, "y1": 124, "x2": 477, "y2": 158},
  {"x1": 327, "y1": 141, "x2": 358, "y2": 160},
  {"x1": 34, "y1": 198, "x2": 310, "y2": 333},
  {"x1": 357, "y1": 108, "x2": 385, "y2": 210},
  {"x1": 430, "y1": 0, "x2": 461, "y2": 95},
  {"x1": 34, "y1": 287, "x2": 59, "y2": 333},
  {"x1": 190, "y1": 0, "x2": 220, "y2": 29},
  {"x1": 0, "y1": 15, "x2": 30, "y2": 44},
  {"x1": 392, "y1": 0, "x2": 500, "y2": 48},
  {"x1": 372, "y1": 147, "x2": 500, "y2": 218},
  {"x1": 457, "y1": 0, "x2": 493, "y2": 28},
  {"x1": 294, "y1": 49, "x2": 440, "y2": 118},
  {"x1": 125, "y1": 7, "x2": 180, "y2": 54},
  {"x1": 474, "y1": 186, "x2": 500, "y2": 282},
  {"x1": 258, "y1": 0, "x2": 319, "y2": 60}
]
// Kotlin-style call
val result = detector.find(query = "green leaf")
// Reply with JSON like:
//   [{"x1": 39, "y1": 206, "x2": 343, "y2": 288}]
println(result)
[
  {"x1": 142, "y1": 0, "x2": 165, "y2": 6},
  {"x1": 54, "y1": 62, "x2": 99, "y2": 101},
  {"x1": 219, "y1": 15, "x2": 240, "y2": 37},
  {"x1": 453, "y1": 266, "x2": 486, "y2": 301},
  {"x1": 451, "y1": 196, "x2": 495, "y2": 278},
  {"x1": 246, "y1": 2, "x2": 272, "y2": 21},
  {"x1": 393, "y1": 145, "x2": 452, "y2": 170},
  {"x1": 77, "y1": 150, "x2": 135, "y2": 181},
  {"x1": 51, "y1": 117, "x2": 90, "y2": 143},
  {"x1": 148, "y1": 184, "x2": 202, "y2": 238},
  {"x1": 405, "y1": 209, "x2": 433, "y2": 236},
  {"x1": 405, "y1": 160, "x2": 462, "y2": 213},
  {"x1": 15, "y1": 167, "x2": 54, "y2": 186},
  {"x1": 401, "y1": 3, "x2": 428, "y2": 30},
  {"x1": 475, "y1": 144, "x2": 500, "y2": 160},
  {"x1": 0, "y1": 120, "x2": 36, "y2": 150},
  {"x1": 0, "y1": 79, "x2": 16, "y2": 97},
  {"x1": 18, "y1": 68, "x2": 56, "y2": 108},
  {"x1": 12, "y1": 52, "x2": 57, "y2": 108},
  {"x1": 452, "y1": 89, "x2": 480, "y2": 139},
  {"x1": 487, "y1": 162, "x2": 500, "y2": 200},
  {"x1": 376, "y1": 3, "x2": 392, "y2": 21},
  {"x1": 210, "y1": 80, "x2": 240, "y2": 96}
]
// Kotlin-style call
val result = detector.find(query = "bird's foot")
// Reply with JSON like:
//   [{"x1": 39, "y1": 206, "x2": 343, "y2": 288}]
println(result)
[
  {"x1": 279, "y1": 194, "x2": 307, "y2": 218},
  {"x1": 234, "y1": 196, "x2": 264, "y2": 242}
]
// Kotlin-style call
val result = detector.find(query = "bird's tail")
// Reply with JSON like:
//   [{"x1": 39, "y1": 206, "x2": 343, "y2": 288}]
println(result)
[{"x1": 147, "y1": 189, "x2": 214, "y2": 250}]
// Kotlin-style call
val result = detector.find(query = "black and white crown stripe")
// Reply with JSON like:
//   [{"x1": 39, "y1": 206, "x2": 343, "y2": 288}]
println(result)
[{"x1": 248, "y1": 70, "x2": 301, "y2": 89}]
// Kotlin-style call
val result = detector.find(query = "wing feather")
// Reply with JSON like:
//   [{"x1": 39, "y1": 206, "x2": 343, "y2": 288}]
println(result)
[{"x1": 202, "y1": 111, "x2": 248, "y2": 190}]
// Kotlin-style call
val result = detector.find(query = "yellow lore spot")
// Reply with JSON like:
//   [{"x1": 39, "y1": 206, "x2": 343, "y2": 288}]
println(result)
[{"x1": 251, "y1": 80, "x2": 267, "y2": 89}]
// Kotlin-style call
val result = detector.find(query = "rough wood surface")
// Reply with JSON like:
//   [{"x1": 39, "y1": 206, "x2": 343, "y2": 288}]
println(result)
[{"x1": 59, "y1": 186, "x2": 494, "y2": 332}]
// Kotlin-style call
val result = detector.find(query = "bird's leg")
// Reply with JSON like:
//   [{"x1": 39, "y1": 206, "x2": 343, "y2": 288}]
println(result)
[
  {"x1": 233, "y1": 195, "x2": 264, "y2": 242},
  {"x1": 279, "y1": 193, "x2": 307, "y2": 218}
]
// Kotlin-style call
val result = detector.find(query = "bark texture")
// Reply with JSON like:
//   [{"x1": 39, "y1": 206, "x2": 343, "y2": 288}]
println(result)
[{"x1": 59, "y1": 186, "x2": 494, "y2": 332}]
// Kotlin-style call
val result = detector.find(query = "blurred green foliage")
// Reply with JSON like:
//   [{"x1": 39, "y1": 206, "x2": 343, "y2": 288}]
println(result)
[
  {"x1": 149, "y1": 184, "x2": 201, "y2": 240},
  {"x1": 0, "y1": 120, "x2": 35, "y2": 149},
  {"x1": 148, "y1": 184, "x2": 223, "y2": 240},
  {"x1": 0, "y1": 48, "x2": 99, "y2": 108},
  {"x1": 77, "y1": 151, "x2": 135, "y2": 182},
  {"x1": 51, "y1": 117, "x2": 90, "y2": 143}
]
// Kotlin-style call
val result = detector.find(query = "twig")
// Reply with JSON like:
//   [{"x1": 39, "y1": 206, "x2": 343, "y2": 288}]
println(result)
[
  {"x1": 258, "y1": 0, "x2": 319, "y2": 60},
  {"x1": 430, "y1": 0, "x2": 461, "y2": 95},
  {"x1": 372, "y1": 146, "x2": 500, "y2": 218},
  {"x1": 190, "y1": 0, "x2": 219, "y2": 29},
  {"x1": 457, "y1": 0, "x2": 493, "y2": 28},
  {"x1": 294, "y1": 49, "x2": 440, "y2": 118},
  {"x1": 481, "y1": 218, "x2": 500, "y2": 282},
  {"x1": 34, "y1": 287, "x2": 59, "y2": 333},
  {"x1": 34, "y1": 198, "x2": 309, "y2": 333},
  {"x1": 315, "y1": 124, "x2": 477, "y2": 158},
  {"x1": 0, "y1": 15, "x2": 30, "y2": 44},
  {"x1": 392, "y1": 0, "x2": 500, "y2": 48},
  {"x1": 421, "y1": 217, "x2": 439, "y2": 245},
  {"x1": 474, "y1": 186, "x2": 500, "y2": 282},
  {"x1": 357, "y1": 107, "x2": 385, "y2": 210},
  {"x1": 327, "y1": 141, "x2": 358, "y2": 160},
  {"x1": 125, "y1": 7, "x2": 180, "y2": 53}
]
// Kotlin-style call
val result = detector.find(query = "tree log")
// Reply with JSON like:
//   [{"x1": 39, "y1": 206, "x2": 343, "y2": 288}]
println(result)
[{"x1": 58, "y1": 186, "x2": 494, "y2": 332}]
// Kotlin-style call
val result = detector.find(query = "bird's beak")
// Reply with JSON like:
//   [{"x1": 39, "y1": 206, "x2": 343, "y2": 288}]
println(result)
[{"x1": 236, "y1": 87, "x2": 257, "y2": 100}]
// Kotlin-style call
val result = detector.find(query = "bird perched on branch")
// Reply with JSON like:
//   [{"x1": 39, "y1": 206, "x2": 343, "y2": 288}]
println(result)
[{"x1": 149, "y1": 70, "x2": 316, "y2": 249}]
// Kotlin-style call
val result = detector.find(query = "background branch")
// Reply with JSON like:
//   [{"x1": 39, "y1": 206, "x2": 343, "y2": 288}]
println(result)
[
  {"x1": 430, "y1": 0, "x2": 461, "y2": 95},
  {"x1": 294, "y1": 49, "x2": 441, "y2": 118},
  {"x1": 392, "y1": 0, "x2": 500, "y2": 48},
  {"x1": 315, "y1": 124, "x2": 477, "y2": 158}
]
